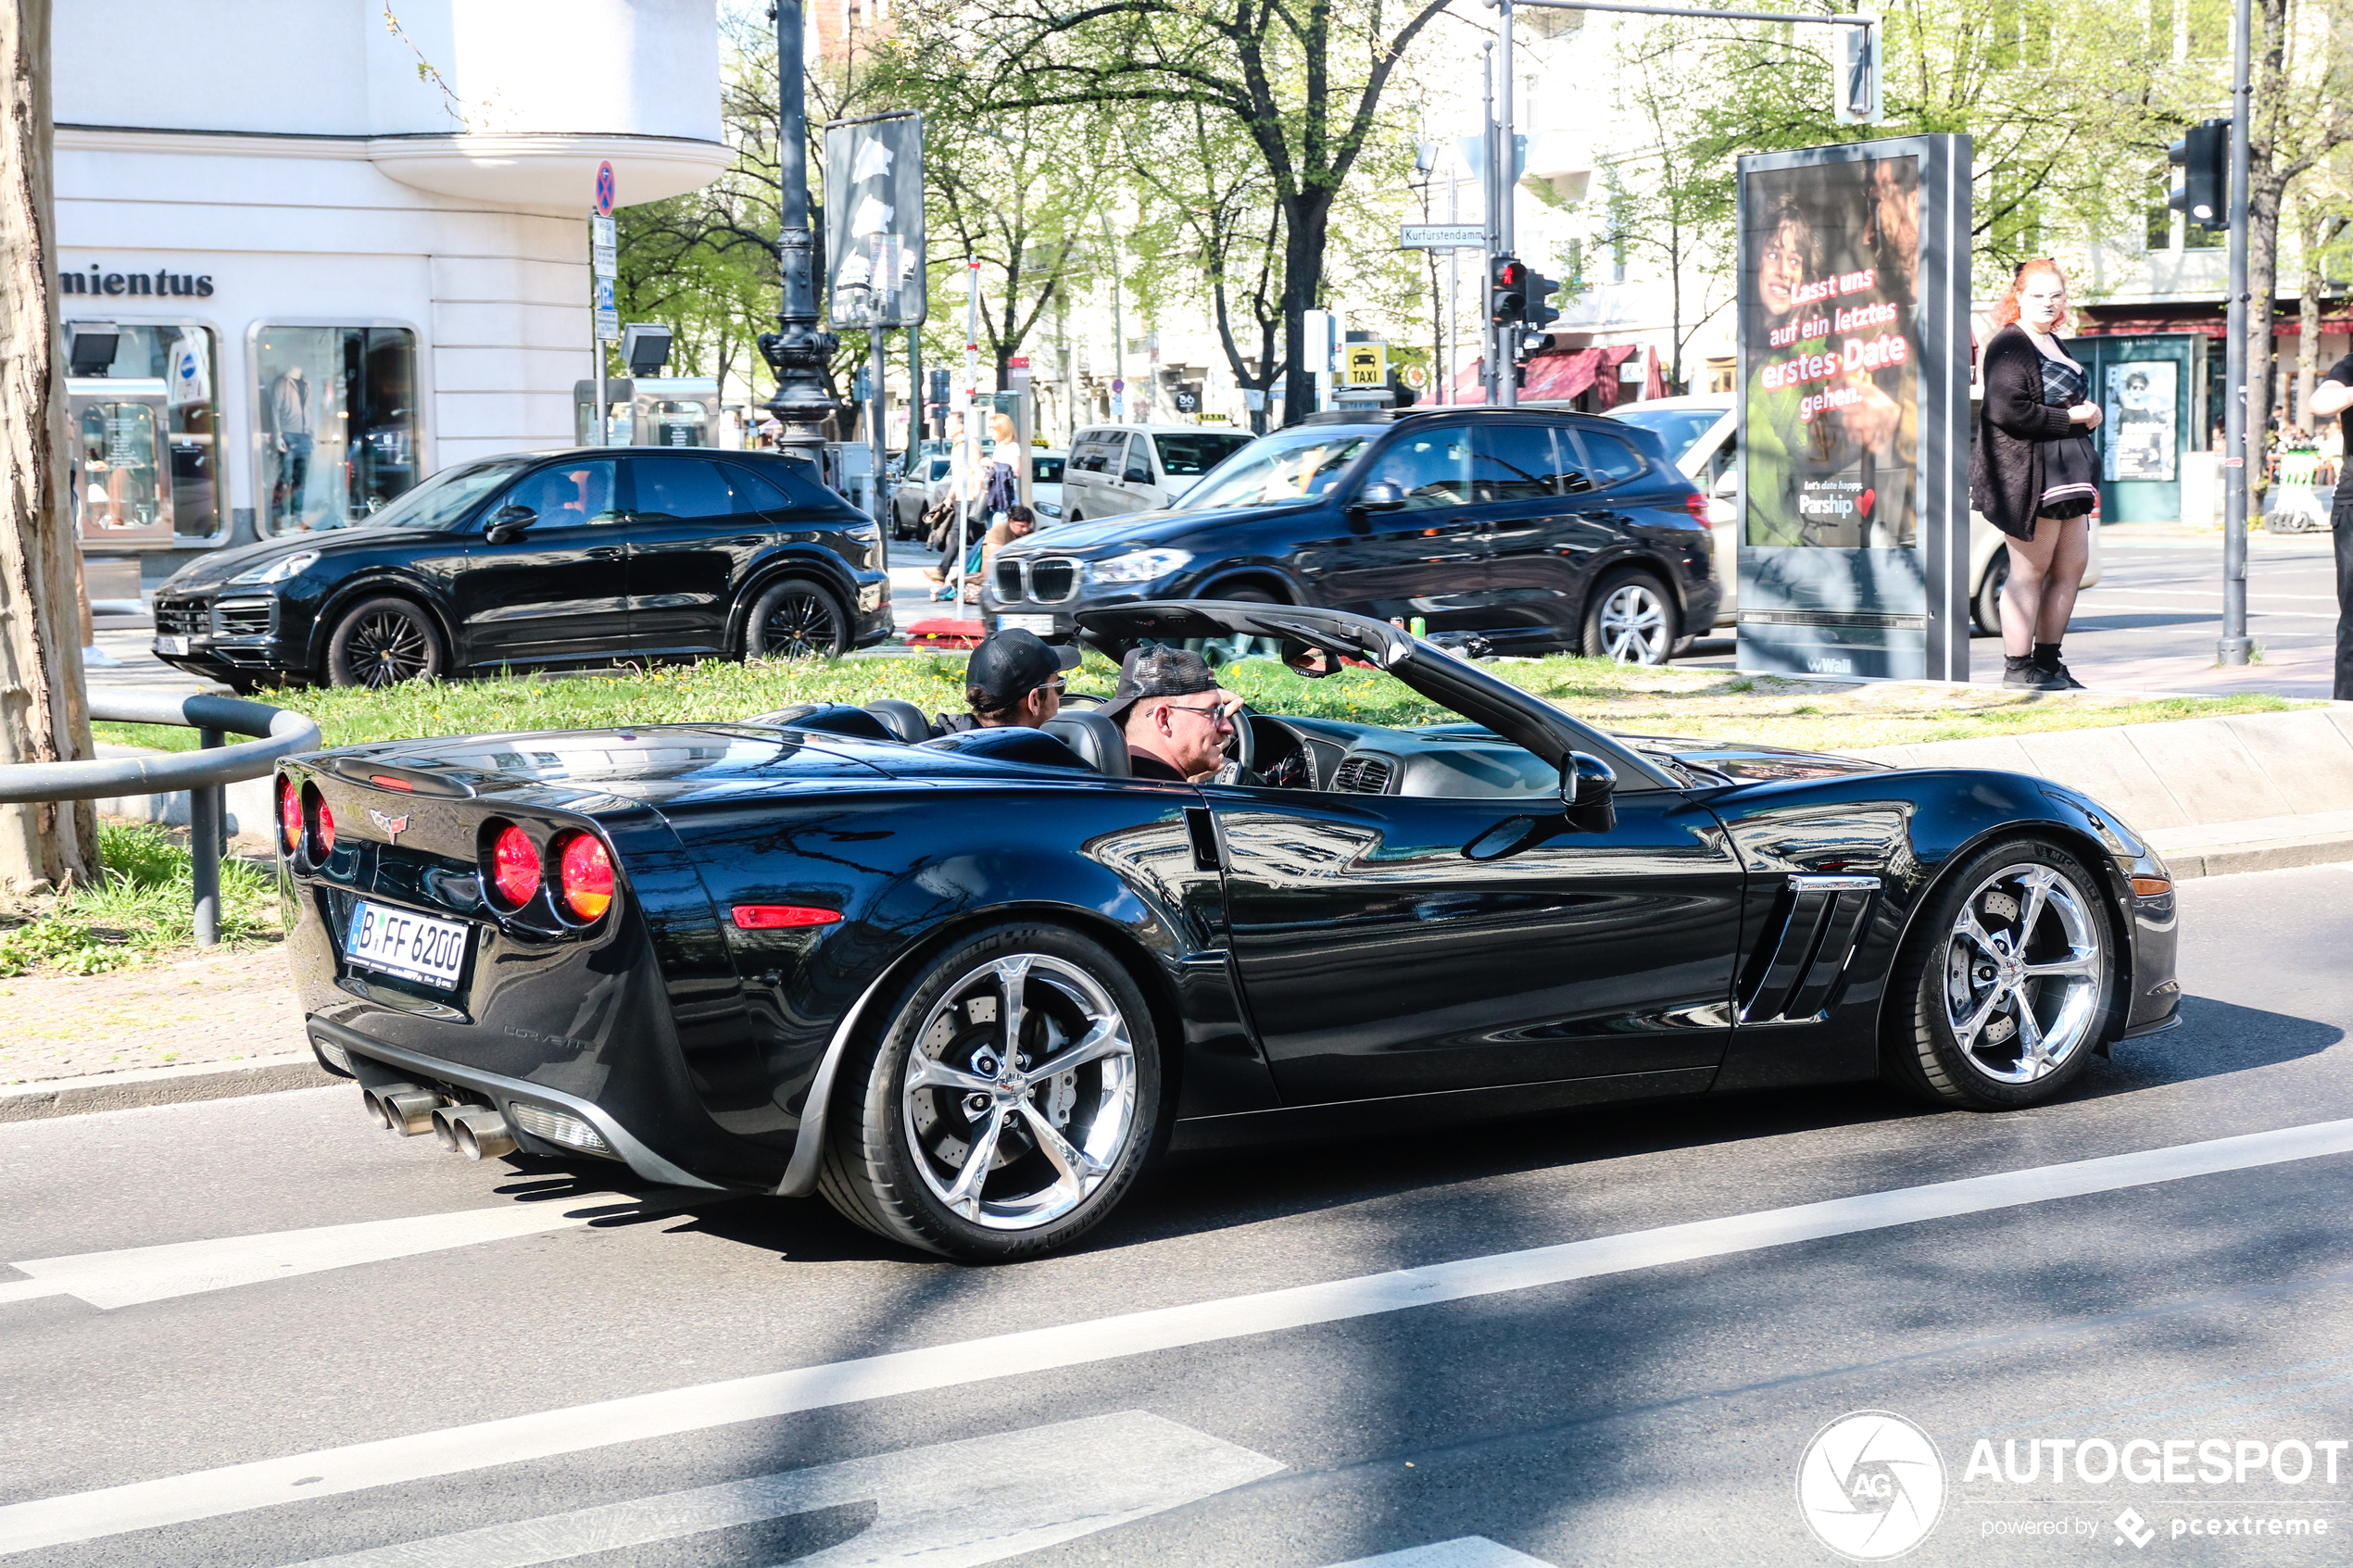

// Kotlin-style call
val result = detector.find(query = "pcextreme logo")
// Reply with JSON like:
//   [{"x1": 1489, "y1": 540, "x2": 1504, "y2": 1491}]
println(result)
[{"x1": 1796, "y1": 1411, "x2": 1947, "y2": 1562}]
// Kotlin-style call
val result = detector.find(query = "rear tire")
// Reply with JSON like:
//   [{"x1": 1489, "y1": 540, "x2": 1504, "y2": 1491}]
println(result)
[
  {"x1": 1883, "y1": 837, "x2": 2117, "y2": 1110},
  {"x1": 1580, "y1": 569, "x2": 1677, "y2": 664},
  {"x1": 745, "y1": 579, "x2": 849, "y2": 660},
  {"x1": 817, "y1": 922, "x2": 1163, "y2": 1261},
  {"x1": 325, "y1": 596, "x2": 445, "y2": 688}
]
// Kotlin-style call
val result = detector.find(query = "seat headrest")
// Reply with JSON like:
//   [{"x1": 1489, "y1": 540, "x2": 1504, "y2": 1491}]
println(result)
[
  {"x1": 747, "y1": 703, "x2": 894, "y2": 741},
  {"x1": 1042, "y1": 710, "x2": 1130, "y2": 778},
  {"x1": 864, "y1": 699, "x2": 931, "y2": 744},
  {"x1": 918, "y1": 725, "x2": 1093, "y2": 771}
]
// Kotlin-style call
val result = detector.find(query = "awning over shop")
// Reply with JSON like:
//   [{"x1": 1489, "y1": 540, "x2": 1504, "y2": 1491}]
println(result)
[{"x1": 1444, "y1": 345, "x2": 1651, "y2": 408}]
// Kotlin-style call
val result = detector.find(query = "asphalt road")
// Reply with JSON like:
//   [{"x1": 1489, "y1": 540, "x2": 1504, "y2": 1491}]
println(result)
[
  {"x1": 6, "y1": 863, "x2": 2353, "y2": 1567},
  {"x1": 1684, "y1": 529, "x2": 2346, "y2": 697}
]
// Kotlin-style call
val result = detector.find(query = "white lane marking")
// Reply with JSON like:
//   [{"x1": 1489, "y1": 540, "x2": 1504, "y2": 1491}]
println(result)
[
  {"x1": 2072, "y1": 601, "x2": 2342, "y2": 620},
  {"x1": 1322, "y1": 1540, "x2": 1557, "y2": 1568},
  {"x1": 7, "y1": 1116, "x2": 2353, "y2": 1557},
  {"x1": 0, "y1": 1192, "x2": 676, "y2": 1311},
  {"x1": 286, "y1": 1411, "x2": 1280, "y2": 1568}
]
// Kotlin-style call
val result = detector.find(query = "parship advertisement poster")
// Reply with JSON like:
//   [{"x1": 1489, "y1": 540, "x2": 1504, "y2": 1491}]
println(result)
[{"x1": 1741, "y1": 155, "x2": 1921, "y2": 550}]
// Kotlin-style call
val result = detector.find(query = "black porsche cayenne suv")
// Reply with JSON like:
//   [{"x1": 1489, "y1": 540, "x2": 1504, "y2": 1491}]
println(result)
[
  {"x1": 981, "y1": 408, "x2": 1717, "y2": 662},
  {"x1": 151, "y1": 447, "x2": 893, "y2": 690}
]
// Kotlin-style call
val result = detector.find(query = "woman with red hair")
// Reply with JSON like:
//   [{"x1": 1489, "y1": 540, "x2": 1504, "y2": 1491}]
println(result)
[{"x1": 1969, "y1": 259, "x2": 2103, "y2": 688}]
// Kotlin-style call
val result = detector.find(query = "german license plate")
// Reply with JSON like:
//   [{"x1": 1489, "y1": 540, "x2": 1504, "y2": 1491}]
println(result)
[
  {"x1": 344, "y1": 899, "x2": 469, "y2": 990},
  {"x1": 155, "y1": 635, "x2": 190, "y2": 656},
  {"x1": 998, "y1": 613, "x2": 1056, "y2": 634}
]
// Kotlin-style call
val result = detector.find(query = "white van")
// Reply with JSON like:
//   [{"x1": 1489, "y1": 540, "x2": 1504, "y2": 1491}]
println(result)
[
  {"x1": 1059, "y1": 424, "x2": 1255, "y2": 521},
  {"x1": 1604, "y1": 393, "x2": 2099, "y2": 633}
]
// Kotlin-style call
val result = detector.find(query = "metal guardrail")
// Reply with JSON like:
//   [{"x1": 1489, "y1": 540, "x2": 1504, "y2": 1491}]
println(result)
[{"x1": 0, "y1": 693, "x2": 321, "y2": 946}]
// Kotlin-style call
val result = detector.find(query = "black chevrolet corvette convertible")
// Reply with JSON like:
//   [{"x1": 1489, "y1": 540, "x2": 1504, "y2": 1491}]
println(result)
[{"x1": 281, "y1": 602, "x2": 2181, "y2": 1261}]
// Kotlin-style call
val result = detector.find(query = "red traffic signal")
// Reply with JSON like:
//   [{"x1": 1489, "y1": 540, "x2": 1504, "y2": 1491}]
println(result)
[{"x1": 1490, "y1": 257, "x2": 1528, "y2": 325}]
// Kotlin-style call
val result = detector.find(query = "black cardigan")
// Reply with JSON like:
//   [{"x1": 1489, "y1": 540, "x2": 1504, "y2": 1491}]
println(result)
[{"x1": 1969, "y1": 324, "x2": 2080, "y2": 540}]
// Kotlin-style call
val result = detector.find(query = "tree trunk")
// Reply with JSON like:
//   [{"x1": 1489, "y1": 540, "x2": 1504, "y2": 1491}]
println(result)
[
  {"x1": 2247, "y1": 173, "x2": 2283, "y2": 504},
  {"x1": 0, "y1": 0, "x2": 94, "y2": 896},
  {"x1": 1277, "y1": 192, "x2": 1331, "y2": 425},
  {"x1": 2297, "y1": 207, "x2": 2326, "y2": 433}
]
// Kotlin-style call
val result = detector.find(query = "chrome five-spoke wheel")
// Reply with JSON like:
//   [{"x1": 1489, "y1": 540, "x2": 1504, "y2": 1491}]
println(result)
[
  {"x1": 900, "y1": 954, "x2": 1139, "y2": 1230},
  {"x1": 820, "y1": 922, "x2": 1162, "y2": 1260},
  {"x1": 1942, "y1": 862, "x2": 2104, "y2": 1084},
  {"x1": 1891, "y1": 838, "x2": 2115, "y2": 1109}
]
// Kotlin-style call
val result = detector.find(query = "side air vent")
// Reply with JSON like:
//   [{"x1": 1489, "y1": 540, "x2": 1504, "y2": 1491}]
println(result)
[
  {"x1": 1331, "y1": 755, "x2": 1394, "y2": 795},
  {"x1": 1737, "y1": 874, "x2": 1881, "y2": 1025}
]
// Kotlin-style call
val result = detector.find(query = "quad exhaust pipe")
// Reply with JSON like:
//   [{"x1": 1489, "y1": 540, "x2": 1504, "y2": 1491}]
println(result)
[
  {"x1": 359, "y1": 1085, "x2": 518, "y2": 1160},
  {"x1": 432, "y1": 1101, "x2": 519, "y2": 1161}
]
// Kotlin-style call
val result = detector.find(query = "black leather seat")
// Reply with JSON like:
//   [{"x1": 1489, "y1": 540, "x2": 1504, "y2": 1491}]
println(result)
[
  {"x1": 1043, "y1": 710, "x2": 1130, "y2": 778},
  {"x1": 748, "y1": 702, "x2": 894, "y2": 741},
  {"x1": 864, "y1": 699, "x2": 931, "y2": 744},
  {"x1": 918, "y1": 726, "x2": 1092, "y2": 771}
]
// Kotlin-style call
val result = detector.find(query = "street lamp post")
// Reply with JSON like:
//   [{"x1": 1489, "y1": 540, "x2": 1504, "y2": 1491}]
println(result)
[{"x1": 759, "y1": 0, "x2": 838, "y2": 457}]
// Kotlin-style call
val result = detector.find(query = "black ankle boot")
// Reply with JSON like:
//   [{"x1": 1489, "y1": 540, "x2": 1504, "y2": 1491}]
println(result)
[
  {"x1": 2004, "y1": 655, "x2": 2062, "y2": 690},
  {"x1": 2032, "y1": 642, "x2": 2086, "y2": 689}
]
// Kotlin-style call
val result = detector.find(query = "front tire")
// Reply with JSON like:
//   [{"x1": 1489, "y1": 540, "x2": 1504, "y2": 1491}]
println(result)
[
  {"x1": 1581, "y1": 570, "x2": 1677, "y2": 664},
  {"x1": 1973, "y1": 547, "x2": 2009, "y2": 636},
  {"x1": 818, "y1": 922, "x2": 1163, "y2": 1261},
  {"x1": 1884, "y1": 838, "x2": 2116, "y2": 1109},
  {"x1": 745, "y1": 578, "x2": 849, "y2": 659},
  {"x1": 325, "y1": 596, "x2": 445, "y2": 688}
]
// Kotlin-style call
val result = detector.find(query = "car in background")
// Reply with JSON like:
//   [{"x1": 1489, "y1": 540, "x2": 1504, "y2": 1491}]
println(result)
[
  {"x1": 151, "y1": 447, "x2": 891, "y2": 690},
  {"x1": 1030, "y1": 447, "x2": 1068, "y2": 521},
  {"x1": 893, "y1": 452, "x2": 954, "y2": 540},
  {"x1": 1059, "y1": 424, "x2": 1255, "y2": 521},
  {"x1": 1607, "y1": 393, "x2": 2099, "y2": 634},
  {"x1": 985, "y1": 407, "x2": 1716, "y2": 664}
]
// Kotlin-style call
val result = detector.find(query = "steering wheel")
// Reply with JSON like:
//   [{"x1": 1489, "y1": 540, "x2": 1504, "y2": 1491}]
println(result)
[{"x1": 1225, "y1": 705, "x2": 1257, "y2": 773}]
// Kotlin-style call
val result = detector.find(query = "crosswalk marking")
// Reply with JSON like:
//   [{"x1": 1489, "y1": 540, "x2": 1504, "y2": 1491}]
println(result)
[
  {"x1": 0, "y1": 1190, "x2": 687, "y2": 1311},
  {"x1": 7, "y1": 1115, "x2": 2353, "y2": 1557},
  {"x1": 1322, "y1": 1540, "x2": 1557, "y2": 1568},
  {"x1": 284, "y1": 1411, "x2": 1281, "y2": 1568}
]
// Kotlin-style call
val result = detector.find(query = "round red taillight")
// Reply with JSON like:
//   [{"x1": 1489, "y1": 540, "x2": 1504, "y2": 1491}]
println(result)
[
  {"x1": 557, "y1": 834, "x2": 613, "y2": 922},
  {"x1": 490, "y1": 825, "x2": 540, "y2": 908},
  {"x1": 316, "y1": 799, "x2": 336, "y2": 855},
  {"x1": 279, "y1": 776, "x2": 302, "y2": 857}
]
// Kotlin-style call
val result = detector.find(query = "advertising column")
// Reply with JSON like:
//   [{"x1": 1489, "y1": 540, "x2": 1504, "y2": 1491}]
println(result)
[{"x1": 1737, "y1": 134, "x2": 1971, "y2": 680}]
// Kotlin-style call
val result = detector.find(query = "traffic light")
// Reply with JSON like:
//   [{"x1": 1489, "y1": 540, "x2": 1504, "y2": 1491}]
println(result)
[
  {"x1": 1490, "y1": 256, "x2": 1528, "y2": 326},
  {"x1": 1524, "y1": 269, "x2": 1561, "y2": 332},
  {"x1": 2169, "y1": 119, "x2": 2229, "y2": 228}
]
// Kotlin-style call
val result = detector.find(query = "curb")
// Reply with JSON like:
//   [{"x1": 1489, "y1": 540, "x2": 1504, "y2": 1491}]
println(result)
[{"x1": 0, "y1": 1051, "x2": 335, "y2": 1124}]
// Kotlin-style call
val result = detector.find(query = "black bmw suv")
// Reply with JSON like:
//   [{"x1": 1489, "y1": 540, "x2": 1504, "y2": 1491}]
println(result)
[
  {"x1": 980, "y1": 408, "x2": 1717, "y2": 663},
  {"x1": 151, "y1": 447, "x2": 892, "y2": 689}
]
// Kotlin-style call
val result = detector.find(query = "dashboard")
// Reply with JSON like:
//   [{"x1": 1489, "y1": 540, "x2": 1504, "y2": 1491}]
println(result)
[{"x1": 1244, "y1": 715, "x2": 1561, "y2": 800}]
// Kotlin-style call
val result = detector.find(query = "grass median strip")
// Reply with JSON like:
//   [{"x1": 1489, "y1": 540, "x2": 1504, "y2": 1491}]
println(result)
[{"x1": 94, "y1": 654, "x2": 2306, "y2": 759}]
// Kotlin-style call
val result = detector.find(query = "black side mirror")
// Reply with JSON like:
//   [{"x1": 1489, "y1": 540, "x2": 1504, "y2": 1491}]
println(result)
[
  {"x1": 484, "y1": 504, "x2": 536, "y2": 544},
  {"x1": 1353, "y1": 479, "x2": 1408, "y2": 513},
  {"x1": 1562, "y1": 750, "x2": 1617, "y2": 834}
]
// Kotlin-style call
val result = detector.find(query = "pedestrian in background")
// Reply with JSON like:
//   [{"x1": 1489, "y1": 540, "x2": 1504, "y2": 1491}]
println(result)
[
  {"x1": 2305, "y1": 357, "x2": 2353, "y2": 700},
  {"x1": 1969, "y1": 258, "x2": 2103, "y2": 691},
  {"x1": 982, "y1": 411, "x2": 1021, "y2": 526}
]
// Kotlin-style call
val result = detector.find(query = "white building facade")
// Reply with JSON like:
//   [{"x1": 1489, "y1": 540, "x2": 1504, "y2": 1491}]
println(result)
[{"x1": 56, "y1": 0, "x2": 727, "y2": 583}]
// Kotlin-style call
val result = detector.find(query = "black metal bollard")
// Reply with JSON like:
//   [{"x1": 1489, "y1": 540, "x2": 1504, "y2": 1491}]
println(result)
[{"x1": 191, "y1": 726, "x2": 225, "y2": 946}]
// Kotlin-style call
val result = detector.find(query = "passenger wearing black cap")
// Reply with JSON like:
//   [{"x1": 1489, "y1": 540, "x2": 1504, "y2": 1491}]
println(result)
[
  {"x1": 1101, "y1": 646, "x2": 1242, "y2": 782},
  {"x1": 933, "y1": 627, "x2": 1083, "y2": 735}
]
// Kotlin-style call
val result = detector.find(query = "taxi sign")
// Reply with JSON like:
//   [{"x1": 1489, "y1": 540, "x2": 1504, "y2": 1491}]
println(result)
[{"x1": 1343, "y1": 344, "x2": 1388, "y2": 387}]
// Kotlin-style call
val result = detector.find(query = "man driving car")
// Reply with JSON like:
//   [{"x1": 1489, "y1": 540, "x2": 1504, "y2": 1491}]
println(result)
[{"x1": 1101, "y1": 647, "x2": 1244, "y2": 782}]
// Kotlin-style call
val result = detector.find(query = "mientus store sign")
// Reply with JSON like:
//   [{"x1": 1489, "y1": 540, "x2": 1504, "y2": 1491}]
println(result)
[{"x1": 58, "y1": 265, "x2": 214, "y2": 297}]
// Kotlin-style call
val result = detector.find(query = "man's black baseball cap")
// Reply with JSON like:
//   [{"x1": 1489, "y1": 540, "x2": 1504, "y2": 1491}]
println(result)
[
  {"x1": 1101, "y1": 646, "x2": 1219, "y2": 724},
  {"x1": 965, "y1": 628, "x2": 1081, "y2": 709}
]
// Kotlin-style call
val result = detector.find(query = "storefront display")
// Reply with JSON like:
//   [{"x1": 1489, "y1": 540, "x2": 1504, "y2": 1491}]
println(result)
[{"x1": 254, "y1": 326, "x2": 420, "y2": 536}]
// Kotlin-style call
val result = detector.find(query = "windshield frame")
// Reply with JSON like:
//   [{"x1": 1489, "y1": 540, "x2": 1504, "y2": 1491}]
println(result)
[
  {"x1": 326, "y1": 456, "x2": 535, "y2": 533},
  {"x1": 1167, "y1": 426, "x2": 1379, "y2": 512}
]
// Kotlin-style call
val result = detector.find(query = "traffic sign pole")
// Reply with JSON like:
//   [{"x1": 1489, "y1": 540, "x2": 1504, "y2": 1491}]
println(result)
[{"x1": 589, "y1": 163, "x2": 617, "y2": 447}]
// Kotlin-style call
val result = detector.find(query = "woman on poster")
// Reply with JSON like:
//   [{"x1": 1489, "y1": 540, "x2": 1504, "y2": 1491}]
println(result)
[
  {"x1": 1969, "y1": 259, "x2": 2102, "y2": 690},
  {"x1": 1744, "y1": 194, "x2": 1848, "y2": 546}
]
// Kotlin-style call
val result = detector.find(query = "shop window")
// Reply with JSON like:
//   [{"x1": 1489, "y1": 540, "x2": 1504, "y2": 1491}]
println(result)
[
  {"x1": 71, "y1": 323, "x2": 222, "y2": 542},
  {"x1": 255, "y1": 326, "x2": 420, "y2": 536}
]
